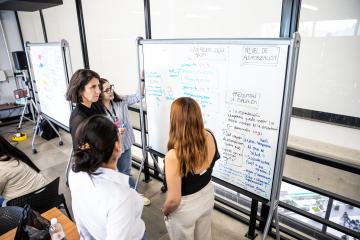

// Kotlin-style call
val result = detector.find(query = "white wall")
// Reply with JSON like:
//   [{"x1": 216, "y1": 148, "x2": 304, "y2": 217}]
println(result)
[
  {"x1": 17, "y1": 11, "x2": 44, "y2": 43},
  {"x1": 294, "y1": 0, "x2": 360, "y2": 118},
  {"x1": 151, "y1": 0, "x2": 282, "y2": 38},
  {"x1": 82, "y1": 0, "x2": 145, "y2": 94},
  {"x1": 41, "y1": 0, "x2": 83, "y2": 71},
  {"x1": 290, "y1": 118, "x2": 360, "y2": 152},
  {"x1": 0, "y1": 11, "x2": 23, "y2": 108},
  {"x1": 18, "y1": 0, "x2": 83, "y2": 71},
  {"x1": 289, "y1": 0, "x2": 360, "y2": 152}
]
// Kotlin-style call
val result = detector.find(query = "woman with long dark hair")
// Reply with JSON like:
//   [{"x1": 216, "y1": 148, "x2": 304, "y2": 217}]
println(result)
[
  {"x1": 0, "y1": 135, "x2": 46, "y2": 203},
  {"x1": 69, "y1": 115, "x2": 146, "y2": 239},
  {"x1": 161, "y1": 97, "x2": 220, "y2": 240},
  {"x1": 99, "y1": 77, "x2": 150, "y2": 206},
  {"x1": 99, "y1": 78, "x2": 144, "y2": 188}
]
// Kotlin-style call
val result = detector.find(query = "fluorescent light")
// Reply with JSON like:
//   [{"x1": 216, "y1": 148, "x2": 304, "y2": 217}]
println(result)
[{"x1": 303, "y1": 4, "x2": 318, "y2": 11}]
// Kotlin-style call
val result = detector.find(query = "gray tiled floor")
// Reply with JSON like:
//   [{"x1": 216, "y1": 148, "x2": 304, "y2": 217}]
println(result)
[{"x1": 0, "y1": 121, "x2": 269, "y2": 240}]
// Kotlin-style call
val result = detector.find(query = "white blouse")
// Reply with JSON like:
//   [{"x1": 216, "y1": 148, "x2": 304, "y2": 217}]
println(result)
[{"x1": 69, "y1": 167, "x2": 145, "y2": 240}]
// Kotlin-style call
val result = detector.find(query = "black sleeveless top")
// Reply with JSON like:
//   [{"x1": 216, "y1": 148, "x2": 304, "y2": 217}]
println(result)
[{"x1": 181, "y1": 130, "x2": 220, "y2": 196}]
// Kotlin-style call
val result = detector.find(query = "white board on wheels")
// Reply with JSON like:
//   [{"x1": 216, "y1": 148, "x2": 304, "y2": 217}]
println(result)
[
  {"x1": 142, "y1": 38, "x2": 297, "y2": 201},
  {"x1": 27, "y1": 41, "x2": 72, "y2": 131}
]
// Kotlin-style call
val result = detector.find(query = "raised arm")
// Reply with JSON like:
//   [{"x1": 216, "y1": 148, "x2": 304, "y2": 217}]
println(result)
[{"x1": 161, "y1": 150, "x2": 182, "y2": 216}]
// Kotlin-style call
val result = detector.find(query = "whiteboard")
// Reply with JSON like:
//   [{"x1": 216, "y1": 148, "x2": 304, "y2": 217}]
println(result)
[
  {"x1": 27, "y1": 42, "x2": 72, "y2": 131},
  {"x1": 142, "y1": 39, "x2": 294, "y2": 200}
]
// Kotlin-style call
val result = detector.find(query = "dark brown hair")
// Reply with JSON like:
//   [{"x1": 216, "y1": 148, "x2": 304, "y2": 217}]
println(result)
[
  {"x1": 72, "y1": 115, "x2": 119, "y2": 175},
  {"x1": 167, "y1": 97, "x2": 207, "y2": 176},
  {"x1": 99, "y1": 78, "x2": 122, "y2": 102},
  {"x1": 66, "y1": 69, "x2": 100, "y2": 104},
  {"x1": 0, "y1": 135, "x2": 40, "y2": 172}
]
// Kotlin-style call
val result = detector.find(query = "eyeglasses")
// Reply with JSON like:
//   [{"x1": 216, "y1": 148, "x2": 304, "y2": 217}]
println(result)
[{"x1": 103, "y1": 85, "x2": 114, "y2": 94}]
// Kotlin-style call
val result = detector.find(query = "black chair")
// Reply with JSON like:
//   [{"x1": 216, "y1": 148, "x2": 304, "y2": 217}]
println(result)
[
  {"x1": 0, "y1": 206, "x2": 23, "y2": 235},
  {"x1": 6, "y1": 177, "x2": 72, "y2": 220}
]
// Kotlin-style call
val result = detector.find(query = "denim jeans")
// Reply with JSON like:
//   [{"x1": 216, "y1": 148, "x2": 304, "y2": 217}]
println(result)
[
  {"x1": 117, "y1": 148, "x2": 136, "y2": 188},
  {"x1": 0, "y1": 196, "x2": 4, "y2": 206},
  {"x1": 142, "y1": 231, "x2": 147, "y2": 240}
]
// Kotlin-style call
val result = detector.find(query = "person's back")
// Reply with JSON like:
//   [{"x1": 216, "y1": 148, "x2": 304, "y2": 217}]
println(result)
[
  {"x1": 180, "y1": 130, "x2": 219, "y2": 196},
  {"x1": 0, "y1": 158, "x2": 47, "y2": 201},
  {"x1": 0, "y1": 135, "x2": 47, "y2": 202},
  {"x1": 69, "y1": 168, "x2": 144, "y2": 240},
  {"x1": 162, "y1": 97, "x2": 220, "y2": 240},
  {"x1": 68, "y1": 115, "x2": 146, "y2": 240}
]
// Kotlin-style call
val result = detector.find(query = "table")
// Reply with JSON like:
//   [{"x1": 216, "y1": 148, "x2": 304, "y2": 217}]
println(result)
[{"x1": 0, "y1": 207, "x2": 79, "y2": 240}]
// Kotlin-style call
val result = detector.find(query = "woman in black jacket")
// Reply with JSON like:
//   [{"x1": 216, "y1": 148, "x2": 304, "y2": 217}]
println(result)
[{"x1": 66, "y1": 69, "x2": 105, "y2": 146}]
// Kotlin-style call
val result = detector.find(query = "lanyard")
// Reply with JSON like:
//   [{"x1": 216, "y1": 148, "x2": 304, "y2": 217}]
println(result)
[{"x1": 105, "y1": 102, "x2": 117, "y2": 122}]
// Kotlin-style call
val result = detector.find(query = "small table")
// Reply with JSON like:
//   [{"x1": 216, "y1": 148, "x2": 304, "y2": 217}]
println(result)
[{"x1": 0, "y1": 207, "x2": 79, "y2": 240}]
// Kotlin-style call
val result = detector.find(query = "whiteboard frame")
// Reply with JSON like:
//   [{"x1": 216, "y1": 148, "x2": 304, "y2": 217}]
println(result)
[
  {"x1": 138, "y1": 33, "x2": 301, "y2": 204},
  {"x1": 25, "y1": 40, "x2": 73, "y2": 132}
]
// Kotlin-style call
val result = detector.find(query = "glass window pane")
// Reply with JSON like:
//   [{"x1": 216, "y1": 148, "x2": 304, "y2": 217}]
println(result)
[
  {"x1": 329, "y1": 200, "x2": 360, "y2": 235},
  {"x1": 214, "y1": 183, "x2": 252, "y2": 209},
  {"x1": 326, "y1": 227, "x2": 353, "y2": 240},
  {"x1": 278, "y1": 207, "x2": 323, "y2": 230},
  {"x1": 293, "y1": 0, "x2": 360, "y2": 117},
  {"x1": 82, "y1": 1, "x2": 145, "y2": 94},
  {"x1": 151, "y1": 0, "x2": 282, "y2": 38},
  {"x1": 280, "y1": 182, "x2": 329, "y2": 218}
]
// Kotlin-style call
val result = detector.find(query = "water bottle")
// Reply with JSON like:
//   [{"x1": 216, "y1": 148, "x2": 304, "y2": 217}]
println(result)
[{"x1": 49, "y1": 218, "x2": 66, "y2": 240}]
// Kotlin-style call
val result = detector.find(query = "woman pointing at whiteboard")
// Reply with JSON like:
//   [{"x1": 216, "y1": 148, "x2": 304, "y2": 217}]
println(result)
[
  {"x1": 162, "y1": 97, "x2": 220, "y2": 240},
  {"x1": 99, "y1": 75, "x2": 150, "y2": 206}
]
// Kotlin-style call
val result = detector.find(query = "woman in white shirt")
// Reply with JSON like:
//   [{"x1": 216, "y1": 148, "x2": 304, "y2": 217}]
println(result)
[
  {"x1": 69, "y1": 115, "x2": 146, "y2": 240},
  {"x1": 0, "y1": 135, "x2": 47, "y2": 204}
]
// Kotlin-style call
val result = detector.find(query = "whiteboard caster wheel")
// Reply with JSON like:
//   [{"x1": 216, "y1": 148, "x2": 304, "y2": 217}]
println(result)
[
  {"x1": 59, "y1": 141, "x2": 63, "y2": 146},
  {"x1": 33, "y1": 149, "x2": 37, "y2": 154}
]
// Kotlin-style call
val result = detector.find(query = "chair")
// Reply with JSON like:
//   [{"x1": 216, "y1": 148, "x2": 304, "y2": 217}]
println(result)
[
  {"x1": 0, "y1": 206, "x2": 23, "y2": 235},
  {"x1": 6, "y1": 177, "x2": 72, "y2": 220}
]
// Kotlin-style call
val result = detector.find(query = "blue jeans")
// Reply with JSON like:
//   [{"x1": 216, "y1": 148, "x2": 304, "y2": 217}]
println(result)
[
  {"x1": 117, "y1": 148, "x2": 136, "y2": 188},
  {"x1": 0, "y1": 196, "x2": 4, "y2": 206}
]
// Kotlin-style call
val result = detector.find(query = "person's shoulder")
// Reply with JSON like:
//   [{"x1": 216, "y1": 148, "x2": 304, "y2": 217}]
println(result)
[
  {"x1": 98, "y1": 178, "x2": 133, "y2": 204},
  {"x1": 165, "y1": 149, "x2": 179, "y2": 166},
  {"x1": 165, "y1": 149, "x2": 177, "y2": 159},
  {"x1": 205, "y1": 129, "x2": 216, "y2": 143},
  {"x1": 0, "y1": 159, "x2": 14, "y2": 168},
  {"x1": 70, "y1": 105, "x2": 86, "y2": 118},
  {"x1": 91, "y1": 102, "x2": 105, "y2": 114},
  {"x1": 0, "y1": 159, "x2": 26, "y2": 174}
]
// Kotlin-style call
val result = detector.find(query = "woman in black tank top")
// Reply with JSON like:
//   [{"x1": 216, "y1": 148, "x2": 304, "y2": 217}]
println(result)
[{"x1": 161, "y1": 97, "x2": 220, "y2": 240}]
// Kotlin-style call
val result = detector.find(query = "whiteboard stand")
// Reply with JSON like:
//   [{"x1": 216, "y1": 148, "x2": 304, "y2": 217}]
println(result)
[
  {"x1": 149, "y1": 152, "x2": 167, "y2": 192},
  {"x1": 245, "y1": 199, "x2": 258, "y2": 239},
  {"x1": 17, "y1": 96, "x2": 38, "y2": 129},
  {"x1": 17, "y1": 71, "x2": 38, "y2": 130},
  {"x1": 135, "y1": 37, "x2": 166, "y2": 191},
  {"x1": 25, "y1": 40, "x2": 72, "y2": 154},
  {"x1": 261, "y1": 33, "x2": 301, "y2": 240},
  {"x1": 135, "y1": 36, "x2": 149, "y2": 190},
  {"x1": 65, "y1": 148, "x2": 73, "y2": 187},
  {"x1": 30, "y1": 110, "x2": 63, "y2": 153}
]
